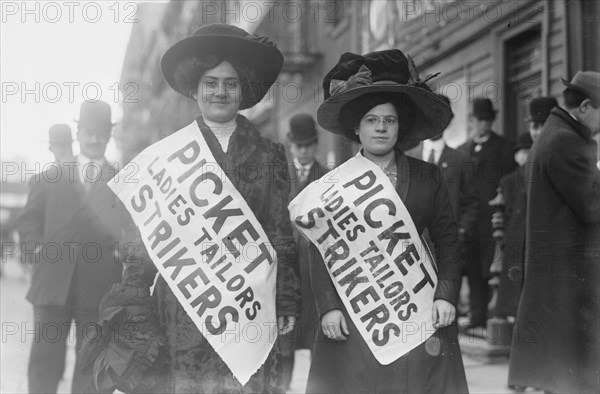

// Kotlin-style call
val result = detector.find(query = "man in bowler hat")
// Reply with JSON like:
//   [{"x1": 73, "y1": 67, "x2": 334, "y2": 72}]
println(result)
[
  {"x1": 406, "y1": 95, "x2": 480, "y2": 248},
  {"x1": 280, "y1": 113, "x2": 328, "y2": 388},
  {"x1": 457, "y1": 98, "x2": 516, "y2": 329},
  {"x1": 48, "y1": 124, "x2": 74, "y2": 163},
  {"x1": 19, "y1": 100, "x2": 128, "y2": 393},
  {"x1": 509, "y1": 71, "x2": 600, "y2": 393}
]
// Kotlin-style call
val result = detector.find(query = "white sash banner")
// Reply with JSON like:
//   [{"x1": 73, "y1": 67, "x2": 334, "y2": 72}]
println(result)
[
  {"x1": 108, "y1": 121, "x2": 278, "y2": 385},
  {"x1": 288, "y1": 153, "x2": 438, "y2": 364}
]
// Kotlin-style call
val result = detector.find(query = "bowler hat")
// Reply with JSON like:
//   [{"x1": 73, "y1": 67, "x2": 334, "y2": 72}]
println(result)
[
  {"x1": 317, "y1": 49, "x2": 451, "y2": 149},
  {"x1": 471, "y1": 98, "x2": 496, "y2": 120},
  {"x1": 161, "y1": 23, "x2": 284, "y2": 110},
  {"x1": 48, "y1": 124, "x2": 73, "y2": 145},
  {"x1": 561, "y1": 71, "x2": 600, "y2": 104},
  {"x1": 287, "y1": 114, "x2": 318, "y2": 145},
  {"x1": 76, "y1": 101, "x2": 115, "y2": 130},
  {"x1": 513, "y1": 132, "x2": 533, "y2": 153},
  {"x1": 525, "y1": 97, "x2": 557, "y2": 123}
]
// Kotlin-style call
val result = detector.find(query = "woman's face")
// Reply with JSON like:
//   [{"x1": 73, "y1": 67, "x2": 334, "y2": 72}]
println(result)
[
  {"x1": 355, "y1": 103, "x2": 399, "y2": 156},
  {"x1": 196, "y1": 60, "x2": 241, "y2": 123}
]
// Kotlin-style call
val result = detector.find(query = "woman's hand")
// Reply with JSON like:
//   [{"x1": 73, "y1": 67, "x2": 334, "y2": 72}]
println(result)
[
  {"x1": 277, "y1": 315, "x2": 296, "y2": 335},
  {"x1": 432, "y1": 299, "x2": 456, "y2": 329},
  {"x1": 321, "y1": 309, "x2": 349, "y2": 341}
]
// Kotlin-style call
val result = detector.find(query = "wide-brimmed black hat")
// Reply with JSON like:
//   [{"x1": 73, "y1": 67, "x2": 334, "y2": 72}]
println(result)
[
  {"x1": 561, "y1": 71, "x2": 600, "y2": 104},
  {"x1": 75, "y1": 100, "x2": 115, "y2": 130},
  {"x1": 525, "y1": 97, "x2": 557, "y2": 123},
  {"x1": 287, "y1": 113, "x2": 318, "y2": 145},
  {"x1": 471, "y1": 98, "x2": 497, "y2": 120},
  {"x1": 317, "y1": 49, "x2": 451, "y2": 149},
  {"x1": 161, "y1": 23, "x2": 284, "y2": 110}
]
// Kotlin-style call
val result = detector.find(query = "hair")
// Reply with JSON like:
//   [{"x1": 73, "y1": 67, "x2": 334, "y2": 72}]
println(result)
[
  {"x1": 563, "y1": 88, "x2": 599, "y2": 109},
  {"x1": 339, "y1": 92, "x2": 417, "y2": 146},
  {"x1": 172, "y1": 54, "x2": 259, "y2": 100}
]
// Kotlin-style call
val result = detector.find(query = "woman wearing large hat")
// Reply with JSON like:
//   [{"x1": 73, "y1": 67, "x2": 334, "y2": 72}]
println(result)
[
  {"x1": 82, "y1": 24, "x2": 300, "y2": 393},
  {"x1": 305, "y1": 50, "x2": 468, "y2": 393}
]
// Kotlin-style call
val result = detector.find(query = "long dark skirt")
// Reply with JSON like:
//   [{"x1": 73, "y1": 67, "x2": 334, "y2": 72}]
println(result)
[{"x1": 307, "y1": 308, "x2": 468, "y2": 394}]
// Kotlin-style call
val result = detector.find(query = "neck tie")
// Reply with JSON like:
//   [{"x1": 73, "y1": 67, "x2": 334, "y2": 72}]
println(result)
[
  {"x1": 82, "y1": 162, "x2": 100, "y2": 192},
  {"x1": 299, "y1": 166, "x2": 309, "y2": 183},
  {"x1": 427, "y1": 148, "x2": 436, "y2": 164}
]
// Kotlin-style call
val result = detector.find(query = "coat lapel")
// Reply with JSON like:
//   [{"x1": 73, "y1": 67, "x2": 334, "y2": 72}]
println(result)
[{"x1": 395, "y1": 150, "x2": 410, "y2": 202}]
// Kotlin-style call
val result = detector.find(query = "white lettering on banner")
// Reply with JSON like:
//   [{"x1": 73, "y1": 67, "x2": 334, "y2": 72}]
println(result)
[
  {"x1": 108, "y1": 121, "x2": 278, "y2": 385},
  {"x1": 288, "y1": 154, "x2": 438, "y2": 365}
]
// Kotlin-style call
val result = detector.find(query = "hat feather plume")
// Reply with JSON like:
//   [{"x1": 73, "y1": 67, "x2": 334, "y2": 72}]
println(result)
[{"x1": 407, "y1": 54, "x2": 440, "y2": 88}]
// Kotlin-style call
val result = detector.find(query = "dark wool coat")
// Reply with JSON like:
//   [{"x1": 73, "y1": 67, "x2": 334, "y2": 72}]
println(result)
[
  {"x1": 306, "y1": 151, "x2": 468, "y2": 394},
  {"x1": 508, "y1": 107, "x2": 600, "y2": 393},
  {"x1": 94, "y1": 115, "x2": 301, "y2": 393},
  {"x1": 288, "y1": 160, "x2": 329, "y2": 349},
  {"x1": 458, "y1": 133, "x2": 516, "y2": 274},
  {"x1": 18, "y1": 161, "x2": 126, "y2": 310},
  {"x1": 494, "y1": 167, "x2": 527, "y2": 318}
]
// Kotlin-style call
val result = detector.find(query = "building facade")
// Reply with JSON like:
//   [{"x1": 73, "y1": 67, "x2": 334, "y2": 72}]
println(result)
[{"x1": 116, "y1": 0, "x2": 598, "y2": 163}]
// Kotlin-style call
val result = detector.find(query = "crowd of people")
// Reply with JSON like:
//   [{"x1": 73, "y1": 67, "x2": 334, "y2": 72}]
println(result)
[{"x1": 15, "y1": 22, "x2": 599, "y2": 394}]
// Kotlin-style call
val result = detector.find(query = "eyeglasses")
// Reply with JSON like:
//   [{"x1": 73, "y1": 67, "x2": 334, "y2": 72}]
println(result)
[{"x1": 361, "y1": 115, "x2": 398, "y2": 126}]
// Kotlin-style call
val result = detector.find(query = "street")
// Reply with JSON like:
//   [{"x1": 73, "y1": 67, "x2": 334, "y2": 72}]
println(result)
[{"x1": 1, "y1": 258, "x2": 533, "y2": 394}]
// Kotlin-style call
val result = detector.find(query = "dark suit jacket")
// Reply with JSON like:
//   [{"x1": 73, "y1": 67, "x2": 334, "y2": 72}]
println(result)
[
  {"x1": 406, "y1": 143, "x2": 480, "y2": 234},
  {"x1": 457, "y1": 132, "x2": 516, "y2": 270},
  {"x1": 19, "y1": 160, "x2": 128, "y2": 310},
  {"x1": 288, "y1": 160, "x2": 328, "y2": 349}
]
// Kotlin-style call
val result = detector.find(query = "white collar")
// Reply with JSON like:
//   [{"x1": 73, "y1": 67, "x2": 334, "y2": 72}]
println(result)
[
  {"x1": 203, "y1": 116, "x2": 237, "y2": 133},
  {"x1": 472, "y1": 132, "x2": 492, "y2": 144},
  {"x1": 423, "y1": 138, "x2": 445, "y2": 152},
  {"x1": 293, "y1": 158, "x2": 315, "y2": 171},
  {"x1": 77, "y1": 154, "x2": 106, "y2": 167}
]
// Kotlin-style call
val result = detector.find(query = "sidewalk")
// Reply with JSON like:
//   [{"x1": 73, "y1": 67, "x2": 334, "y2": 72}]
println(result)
[
  {"x1": 1, "y1": 259, "x2": 77, "y2": 394},
  {"x1": 2, "y1": 258, "x2": 529, "y2": 394}
]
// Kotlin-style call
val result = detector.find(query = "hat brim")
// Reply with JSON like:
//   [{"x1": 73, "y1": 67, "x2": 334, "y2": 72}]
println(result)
[
  {"x1": 561, "y1": 78, "x2": 595, "y2": 99},
  {"x1": 161, "y1": 34, "x2": 283, "y2": 110},
  {"x1": 74, "y1": 119, "x2": 116, "y2": 128},
  {"x1": 317, "y1": 84, "x2": 452, "y2": 150},
  {"x1": 287, "y1": 133, "x2": 318, "y2": 145}
]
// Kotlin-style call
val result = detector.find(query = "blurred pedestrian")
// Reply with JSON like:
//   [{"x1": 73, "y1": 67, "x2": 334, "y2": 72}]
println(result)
[
  {"x1": 526, "y1": 97, "x2": 558, "y2": 143},
  {"x1": 81, "y1": 24, "x2": 300, "y2": 393},
  {"x1": 305, "y1": 49, "x2": 468, "y2": 394},
  {"x1": 280, "y1": 113, "x2": 328, "y2": 389},
  {"x1": 406, "y1": 94, "x2": 480, "y2": 253},
  {"x1": 18, "y1": 100, "x2": 126, "y2": 393},
  {"x1": 457, "y1": 98, "x2": 516, "y2": 329},
  {"x1": 491, "y1": 97, "x2": 557, "y2": 326},
  {"x1": 509, "y1": 71, "x2": 600, "y2": 393},
  {"x1": 48, "y1": 123, "x2": 74, "y2": 163}
]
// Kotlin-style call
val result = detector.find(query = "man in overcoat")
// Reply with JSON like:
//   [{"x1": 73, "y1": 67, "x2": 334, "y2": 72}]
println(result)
[
  {"x1": 19, "y1": 101, "x2": 127, "y2": 393},
  {"x1": 508, "y1": 71, "x2": 600, "y2": 393},
  {"x1": 280, "y1": 113, "x2": 328, "y2": 388},
  {"x1": 457, "y1": 98, "x2": 516, "y2": 328}
]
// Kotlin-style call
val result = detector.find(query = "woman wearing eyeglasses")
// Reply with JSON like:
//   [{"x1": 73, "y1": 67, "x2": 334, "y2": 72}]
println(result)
[{"x1": 301, "y1": 49, "x2": 469, "y2": 393}]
